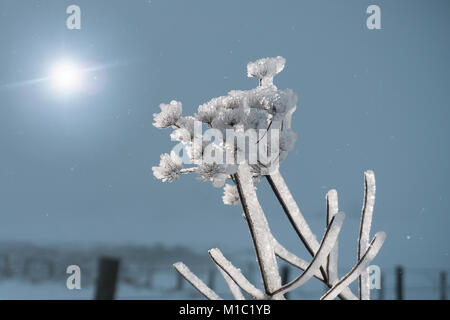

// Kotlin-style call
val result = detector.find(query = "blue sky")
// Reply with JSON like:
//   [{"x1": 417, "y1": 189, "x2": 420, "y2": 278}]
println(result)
[{"x1": 0, "y1": 0, "x2": 449, "y2": 273}]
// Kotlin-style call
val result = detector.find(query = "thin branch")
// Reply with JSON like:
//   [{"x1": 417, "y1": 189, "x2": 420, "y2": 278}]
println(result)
[
  {"x1": 272, "y1": 212, "x2": 345, "y2": 296},
  {"x1": 209, "y1": 248, "x2": 266, "y2": 300},
  {"x1": 321, "y1": 231, "x2": 386, "y2": 300},
  {"x1": 216, "y1": 266, "x2": 246, "y2": 300},
  {"x1": 266, "y1": 170, "x2": 358, "y2": 300},
  {"x1": 324, "y1": 190, "x2": 358, "y2": 300},
  {"x1": 173, "y1": 262, "x2": 222, "y2": 300},
  {"x1": 271, "y1": 235, "x2": 324, "y2": 281},
  {"x1": 326, "y1": 189, "x2": 339, "y2": 285},
  {"x1": 256, "y1": 119, "x2": 273, "y2": 144},
  {"x1": 273, "y1": 234, "x2": 358, "y2": 299},
  {"x1": 266, "y1": 170, "x2": 320, "y2": 260},
  {"x1": 180, "y1": 167, "x2": 197, "y2": 174},
  {"x1": 358, "y1": 170, "x2": 376, "y2": 300}
]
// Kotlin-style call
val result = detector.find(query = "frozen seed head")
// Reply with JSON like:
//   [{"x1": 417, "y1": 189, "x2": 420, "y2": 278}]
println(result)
[
  {"x1": 153, "y1": 100, "x2": 182, "y2": 128},
  {"x1": 153, "y1": 57, "x2": 298, "y2": 193},
  {"x1": 247, "y1": 56, "x2": 286, "y2": 87},
  {"x1": 152, "y1": 152, "x2": 183, "y2": 182}
]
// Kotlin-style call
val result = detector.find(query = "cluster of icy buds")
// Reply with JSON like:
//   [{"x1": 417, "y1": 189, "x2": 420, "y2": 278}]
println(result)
[{"x1": 152, "y1": 57, "x2": 298, "y2": 199}]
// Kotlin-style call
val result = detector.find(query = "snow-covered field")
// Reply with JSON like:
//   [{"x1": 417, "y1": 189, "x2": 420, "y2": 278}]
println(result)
[
  {"x1": 0, "y1": 277, "x2": 202, "y2": 300},
  {"x1": 0, "y1": 242, "x2": 444, "y2": 300},
  {"x1": 0, "y1": 278, "x2": 441, "y2": 300}
]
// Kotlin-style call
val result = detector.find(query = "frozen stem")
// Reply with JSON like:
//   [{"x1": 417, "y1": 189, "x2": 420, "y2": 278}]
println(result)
[
  {"x1": 216, "y1": 266, "x2": 246, "y2": 300},
  {"x1": 273, "y1": 212, "x2": 345, "y2": 296},
  {"x1": 209, "y1": 248, "x2": 266, "y2": 300},
  {"x1": 267, "y1": 170, "x2": 358, "y2": 299},
  {"x1": 271, "y1": 235, "x2": 324, "y2": 281},
  {"x1": 326, "y1": 189, "x2": 340, "y2": 285},
  {"x1": 173, "y1": 262, "x2": 222, "y2": 300},
  {"x1": 266, "y1": 169, "x2": 320, "y2": 256},
  {"x1": 234, "y1": 163, "x2": 282, "y2": 298},
  {"x1": 358, "y1": 170, "x2": 376, "y2": 300},
  {"x1": 180, "y1": 167, "x2": 197, "y2": 174},
  {"x1": 322, "y1": 232, "x2": 386, "y2": 300}
]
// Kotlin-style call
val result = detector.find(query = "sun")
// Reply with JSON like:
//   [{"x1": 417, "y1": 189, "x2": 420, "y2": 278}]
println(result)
[{"x1": 50, "y1": 60, "x2": 82, "y2": 93}]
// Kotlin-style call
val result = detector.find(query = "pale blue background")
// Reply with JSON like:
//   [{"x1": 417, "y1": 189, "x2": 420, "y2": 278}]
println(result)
[{"x1": 0, "y1": 0, "x2": 448, "y2": 296}]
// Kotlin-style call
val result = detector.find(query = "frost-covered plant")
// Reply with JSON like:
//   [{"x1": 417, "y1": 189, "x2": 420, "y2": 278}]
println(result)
[
  {"x1": 152, "y1": 57, "x2": 386, "y2": 300},
  {"x1": 152, "y1": 56, "x2": 297, "y2": 186}
]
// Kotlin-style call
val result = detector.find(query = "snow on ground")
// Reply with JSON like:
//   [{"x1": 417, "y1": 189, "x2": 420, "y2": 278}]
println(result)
[
  {"x1": 0, "y1": 278, "x2": 441, "y2": 300},
  {"x1": 0, "y1": 279, "x2": 203, "y2": 300}
]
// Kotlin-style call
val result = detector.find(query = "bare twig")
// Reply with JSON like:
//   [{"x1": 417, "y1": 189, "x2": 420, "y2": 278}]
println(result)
[
  {"x1": 324, "y1": 189, "x2": 358, "y2": 299},
  {"x1": 322, "y1": 231, "x2": 386, "y2": 300},
  {"x1": 216, "y1": 266, "x2": 246, "y2": 300},
  {"x1": 180, "y1": 167, "x2": 197, "y2": 174},
  {"x1": 326, "y1": 189, "x2": 339, "y2": 285},
  {"x1": 267, "y1": 171, "x2": 359, "y2": 300},
  {"x1": 358, "y1": 170, "x2": 376, "y2": 300},
  {"x1": 266, "y1": 169, "x2": 320, "y2": 256},
  {"x1": 273, "y1": 212, "x2": 345, "y2": 296},
  {"x1": 173, "y1": 262, "x2": 222, "y2": 300},
  {"x1": 209, "y1": 248, "x2": 266, "y2": 300},
  {"x1": 271, "y1": 235, "x2": 324, "y2": 281}
]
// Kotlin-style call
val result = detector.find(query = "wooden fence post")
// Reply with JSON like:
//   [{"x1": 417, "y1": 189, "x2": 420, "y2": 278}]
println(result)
[
  {"x1": 0, "y1": 255, "x2": 13, "y2": 278},
  {"x1": 395, "y1": 266, "x2": 404, "y2": 300},
  {"x1": 440, "y1": 271, "x2": 447, "y2": 300},
  {"x1": 94, "y1": 257, "x2": 120, "y2": 300},
  {"x1": 281, "y1": 265, "x2": 290, "y2": 299},
  {"x1": 146, "y1": 267, "x2": 153, "y2": 288}
]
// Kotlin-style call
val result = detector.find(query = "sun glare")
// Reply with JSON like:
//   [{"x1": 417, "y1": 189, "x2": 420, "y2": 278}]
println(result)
[{"x1": 50, "y1": 60, "x2": 82, "y2": 93}]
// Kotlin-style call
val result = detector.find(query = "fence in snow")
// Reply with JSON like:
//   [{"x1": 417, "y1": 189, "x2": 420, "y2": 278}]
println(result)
[{"x1": 0, "y1": 252, "x2": 447, "y2": 300}]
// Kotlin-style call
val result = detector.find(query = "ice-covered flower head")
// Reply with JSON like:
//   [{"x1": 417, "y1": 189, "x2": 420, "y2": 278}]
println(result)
[
  {"x1": 152, "y1": 152, "x2": 183, "y2": 182},
  {"x1": 152, "y1": 56, "x2": 298, "y2": 204},
  {"x1": 247, "y1": 56, "x2": 286, "y2": 87},
  {"x1": 153, "y1": 100, "x2": 182, "y2": 128}
]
